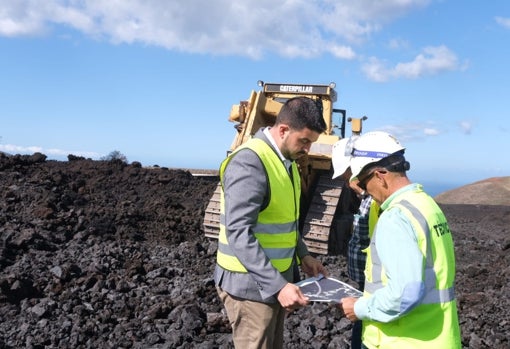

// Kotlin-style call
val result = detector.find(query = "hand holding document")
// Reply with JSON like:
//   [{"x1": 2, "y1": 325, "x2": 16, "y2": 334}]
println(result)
[{"x1": 295, "y1": 274, "x2": 362, "y2": 303}]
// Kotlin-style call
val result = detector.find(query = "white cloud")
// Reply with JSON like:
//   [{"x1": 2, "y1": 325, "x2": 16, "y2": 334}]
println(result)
[
  {"x1": 362, "y1": 45, "x2": 462, "y2": 82},
  {"x1": 0, "y1": 0, "x2": 431, "y2": 59},
  {"x1": 328, "y1": 45, "x2": 357, "y2": 60},
  {"x1": 388, "y1": 38, "x2": 409, "y2": 50},
  {"x1": 0, "y1": 144, "x2": 44, "y2": 154},
  {"x1": 495, "y1": 16, "x2": 510, "y2": 29},
  {"x1": 0, "y1": 144, "x2": 99, "y2": 159},
  {"x1": 360, "y1": 57, "x2": 389, "y2": 82},
  {"x1": 423, "y1": 128, "x2": 439, "y2": 136},
  {"x1": 375, "y1": 121, "x2": 443, "y2": 143},
  {"x1": 373, "y1": 119, "x2": 478, "y2": 144},
  {"x1": 459, "y1": 121, "x2": 473, "y2": 135}
]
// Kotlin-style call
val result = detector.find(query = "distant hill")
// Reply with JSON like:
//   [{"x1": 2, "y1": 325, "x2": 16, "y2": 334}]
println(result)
[{"x1": 434, "y1": 176, "x2": 510, "y2": 206}]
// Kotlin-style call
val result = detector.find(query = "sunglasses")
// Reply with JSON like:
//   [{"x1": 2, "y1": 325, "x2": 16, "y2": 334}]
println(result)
[{"x1": 357, "y1": 169, "x2": 387, "y2": 191}]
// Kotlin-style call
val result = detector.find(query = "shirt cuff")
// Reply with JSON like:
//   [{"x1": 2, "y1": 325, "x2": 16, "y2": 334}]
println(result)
[{"x1": 353, "y1": 296, "x2": 369, "y2": 320}]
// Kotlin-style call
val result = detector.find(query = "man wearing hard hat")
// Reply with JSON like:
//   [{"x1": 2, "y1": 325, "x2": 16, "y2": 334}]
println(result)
[
  {"x1": 332, "y1": 136, "x2": 379, "y2": 349},
  {"x1": 337, "y1": 131, "x2": 461, "y2": 349}
]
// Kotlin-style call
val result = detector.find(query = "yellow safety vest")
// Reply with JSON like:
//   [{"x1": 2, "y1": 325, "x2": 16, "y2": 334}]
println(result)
[
  {"x1": 362, "y1": 187, "x2": 461, "y2": 349},
  {"x1": 368, "y1": 199, "x2": 380, "y2": 239},
  {"x1": 216, "y1": 138, "x2": 301, "y2": 273}
]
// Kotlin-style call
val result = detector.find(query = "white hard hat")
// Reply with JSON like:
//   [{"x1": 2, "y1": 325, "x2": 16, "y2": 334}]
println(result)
[
  {"x1": 350, "y1": 131, "x2": 405, "y2": 181},
  {"x1": 332, "y1": 138, "x2": 350, "y2": 179}
]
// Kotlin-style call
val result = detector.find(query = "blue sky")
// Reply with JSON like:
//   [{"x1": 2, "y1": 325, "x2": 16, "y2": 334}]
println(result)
[{"x1": 0, "y1": 0, "x2": 508, "y2": 193}]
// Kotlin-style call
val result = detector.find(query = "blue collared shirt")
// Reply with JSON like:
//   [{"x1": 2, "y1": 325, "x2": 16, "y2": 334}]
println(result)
[{"x1": 354, "y1": 184, "x2": 425, "y2": 322}]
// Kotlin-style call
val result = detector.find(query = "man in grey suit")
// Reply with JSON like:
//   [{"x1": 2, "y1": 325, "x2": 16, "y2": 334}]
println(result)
[{"x1": 214, "y1": 97, "x2": 328, "y2": 349}]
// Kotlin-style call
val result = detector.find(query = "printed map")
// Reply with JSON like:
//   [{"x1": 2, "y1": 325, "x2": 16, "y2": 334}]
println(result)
[{"x1": 296, "y1": 274, "x2": 362, "y2": 303}]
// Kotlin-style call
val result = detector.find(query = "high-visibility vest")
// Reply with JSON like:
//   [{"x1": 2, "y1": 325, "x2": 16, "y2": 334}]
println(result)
[
  {"x1": 216, "y1": 138, "x2": 300, "y2": 273},
  {"x1": 362, "y1": 187, "x2": 461, "y2": 349},
  {"x1": 368, "y1": 199, "x2": 380, "y2": 238}
]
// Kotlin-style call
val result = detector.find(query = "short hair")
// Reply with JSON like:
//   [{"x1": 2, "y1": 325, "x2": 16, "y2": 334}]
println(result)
[
  {"x1": 275, "y1": 97, "x2": 327, "y2": 134},
  {"x1": 361, "y1": 153, "x2": 410, "y2": 177}
]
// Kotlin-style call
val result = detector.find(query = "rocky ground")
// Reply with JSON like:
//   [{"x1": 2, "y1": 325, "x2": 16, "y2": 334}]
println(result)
[{"x1": 0, "y1": 153, "x2": 508, "y2": 348}]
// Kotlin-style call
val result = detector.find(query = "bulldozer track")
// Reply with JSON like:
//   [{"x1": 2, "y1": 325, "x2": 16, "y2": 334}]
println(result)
[
  {"x1": 301, "y1": 173, "x2": 345, "y2": 255},
  {"x1": 203, "y1": 182, "x2": 222, "y2": 239},
  {"x1": 203, "y1": 173, "x2": 346, "y2": 255}
]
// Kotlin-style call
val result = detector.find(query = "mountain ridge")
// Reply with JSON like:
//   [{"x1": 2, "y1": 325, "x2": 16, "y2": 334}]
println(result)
[{"x1": 434, "y1": 176, "x2": 510, "y2": 206}]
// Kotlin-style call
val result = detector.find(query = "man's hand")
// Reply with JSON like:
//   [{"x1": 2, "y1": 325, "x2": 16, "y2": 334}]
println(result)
[
  {"x1": 277, "y1": 283, "x2": 309, "y2": 312},
  {"x1": 340, "y1": 297, "x2": 359, "y2": 322},
  {"x1": 300, "y1": 255, "x2": 328, "y2": 278}
]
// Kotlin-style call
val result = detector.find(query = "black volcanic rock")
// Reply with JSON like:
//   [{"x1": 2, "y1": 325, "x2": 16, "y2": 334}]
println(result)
[{"x1": 0, "y1": 153, "x2": 508, "y2": 348}]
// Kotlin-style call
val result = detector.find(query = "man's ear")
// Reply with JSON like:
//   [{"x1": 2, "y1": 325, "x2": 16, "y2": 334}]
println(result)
[
  {"x1": 376, "y1": 170, "x2": 389, "y2": 188},
  {"x1": 277, "y1": 124, "x2": 290, "y2": 138}
]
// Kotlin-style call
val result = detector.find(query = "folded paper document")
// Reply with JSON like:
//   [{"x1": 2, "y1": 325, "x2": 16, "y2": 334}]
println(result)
[{"x1": 296, "y1": 274, "x2": 362, "y2": 303}]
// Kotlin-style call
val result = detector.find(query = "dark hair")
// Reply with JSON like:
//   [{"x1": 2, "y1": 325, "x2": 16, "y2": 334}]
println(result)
[
  {"x1": 275, "y1": 97, "x2": 327, "y2": 134},
  {"x1": 361, "y1": 153, "x2": 410, "y2": 176}
]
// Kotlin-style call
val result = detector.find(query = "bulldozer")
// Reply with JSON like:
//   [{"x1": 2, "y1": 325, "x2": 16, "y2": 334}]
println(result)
[{"x1": 203, "y1": 81, "x2": 367, "y2": 255}]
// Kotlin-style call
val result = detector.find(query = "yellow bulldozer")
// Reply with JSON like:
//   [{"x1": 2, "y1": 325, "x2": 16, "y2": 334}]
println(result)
[{"x1": 203, "y1": 81, "x2": 367, "y2": 255}]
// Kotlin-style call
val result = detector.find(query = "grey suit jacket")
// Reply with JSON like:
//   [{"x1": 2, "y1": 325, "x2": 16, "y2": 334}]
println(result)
[{"x1": 213, "y1": 128, "x2": 310, "y2": 303}]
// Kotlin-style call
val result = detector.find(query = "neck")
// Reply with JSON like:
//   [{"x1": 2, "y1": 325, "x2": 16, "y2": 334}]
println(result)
[{"x1": 376, "y1": 173, "x2": 410, "y2": 204}]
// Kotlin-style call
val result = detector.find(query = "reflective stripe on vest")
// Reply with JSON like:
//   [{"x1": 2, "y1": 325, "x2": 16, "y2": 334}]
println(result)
[
  {"x1": 216, "y1": 138, "x2": 300, "y2": 273},
  {"x1": 365, "y1": 199, "x2": 455, "y2": 304}
]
